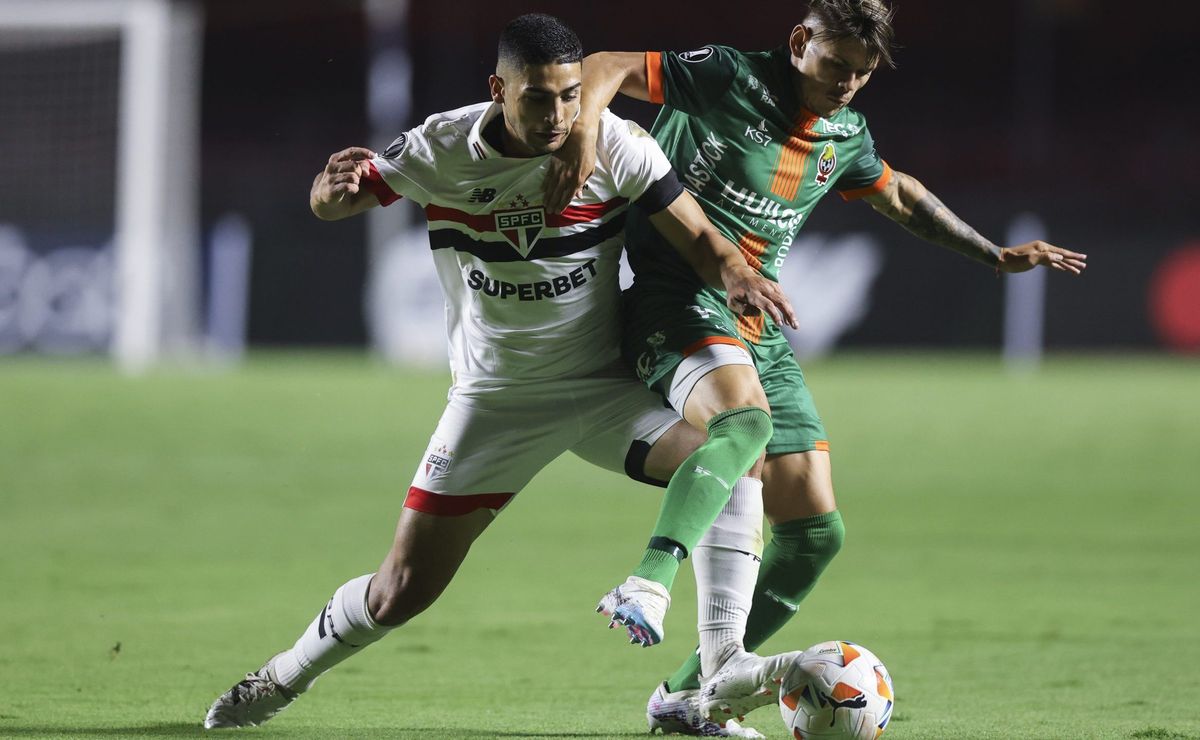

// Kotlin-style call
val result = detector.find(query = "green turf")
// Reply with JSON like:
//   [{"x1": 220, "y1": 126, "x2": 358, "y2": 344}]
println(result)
[{"x1": 1, "y1": 353, "x2": 1198, "y2": 739}]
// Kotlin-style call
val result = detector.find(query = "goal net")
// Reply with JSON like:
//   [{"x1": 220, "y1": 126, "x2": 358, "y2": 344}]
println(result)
[{"x1": 0, "y1": 0, "x2": 201, "y2": 370}]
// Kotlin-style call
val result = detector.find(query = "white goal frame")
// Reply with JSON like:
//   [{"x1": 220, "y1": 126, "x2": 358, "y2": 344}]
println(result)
[{"x1": 0, "y1": 0, "x2": 202, "y2": 372}]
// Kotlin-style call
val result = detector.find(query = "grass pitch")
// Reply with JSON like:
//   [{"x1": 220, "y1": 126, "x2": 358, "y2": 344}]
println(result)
[{"x1": 1, "y1": 353, "x2": 1197, "y2": 739}]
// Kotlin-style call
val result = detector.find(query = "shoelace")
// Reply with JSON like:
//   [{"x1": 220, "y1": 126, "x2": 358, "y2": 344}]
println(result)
[{"x1": 233, "y1": 672, "x2": 278, "y2": 703}]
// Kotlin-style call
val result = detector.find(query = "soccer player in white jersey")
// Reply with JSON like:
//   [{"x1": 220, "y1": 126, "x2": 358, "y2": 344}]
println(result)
[{"x1": 203, "y1": 14, "x2": 797, "y2": 730}]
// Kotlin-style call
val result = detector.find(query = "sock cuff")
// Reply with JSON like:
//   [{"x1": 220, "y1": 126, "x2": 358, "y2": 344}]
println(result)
[
  {"x1": 770, "y1": 510, "x2": 844, "y2": 547},
  {"x1": 339, "y1": 573, "x2": 381, "y2": 632},
  {"x1": 634, "y1": 548, "x2": 682, "y2": 591},
  {"x1": 707, "y1": 406, "x2": 772, "y2": 438}
]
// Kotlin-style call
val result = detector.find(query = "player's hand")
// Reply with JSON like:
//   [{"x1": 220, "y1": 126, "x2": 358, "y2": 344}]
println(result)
[
  {"x1": 723, "y1": 265, "x2": 799, "y2": 329},
  {"x1": 315, "y1": 147, "x2": 376, "y2": 205},
  {"x1": 543, "y1": 125, "x2": 596, "y2": 213},
  {"x1": 999, "y1": 241, "x2": 1088, "y2": 275}
]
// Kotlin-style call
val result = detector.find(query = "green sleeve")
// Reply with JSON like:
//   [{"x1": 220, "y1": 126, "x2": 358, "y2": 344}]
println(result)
[
  {"x1": 655, "y1": 45, "x2": 740, "y2": 115},
  {"x1": 833, "y1": 125, "x2": 887, "y2": 193}
]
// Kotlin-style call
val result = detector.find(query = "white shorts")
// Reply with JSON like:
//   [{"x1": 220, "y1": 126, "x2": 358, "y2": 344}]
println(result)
[{"x1": 405, "y1": 374, "x2": 681, "y2": 516}]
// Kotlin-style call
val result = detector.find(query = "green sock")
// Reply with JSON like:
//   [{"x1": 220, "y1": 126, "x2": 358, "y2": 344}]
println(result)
[
  {"x1": 632, "y1": 547, "x2": 682, "y2": 591},
  {"x1": 634, "y1": 407, "x2": 772, "y2": 590},
  {"x1": 664, "y1": 510, "x2": 845, "y2": 692}
]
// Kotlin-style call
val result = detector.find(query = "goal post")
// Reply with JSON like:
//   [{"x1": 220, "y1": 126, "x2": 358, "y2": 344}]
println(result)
[{"x1": 0, "y1": 0, "x2": 202, "y2": 372}]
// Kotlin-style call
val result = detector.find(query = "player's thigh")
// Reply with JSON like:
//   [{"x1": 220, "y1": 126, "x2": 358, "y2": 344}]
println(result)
[
  {"x1": 680, "y1": 361, "x2": 769, "y2": 428},
  {"x1": 761, "y1": 449, "x2": 836, "y2": 523},
  {"x1": 623, "y1": 285, "x2": 766, "y2": 428},
  {"x1": 569, "y1": 377, "x2": 685, "y2": 486}
]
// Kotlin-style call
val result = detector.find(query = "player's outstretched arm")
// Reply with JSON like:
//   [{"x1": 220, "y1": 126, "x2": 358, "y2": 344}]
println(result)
[
  {"x1": 310, "y1": 147, "x2": 381, "y2": 221},
  {"x1": 649, "y1": 191, "x2": 798, "y2": 328},
  {"x1": 544, "y1": 52, "x2": 650, "y2": 213},
  {"x1": 864, "y1": 169, "x2": 1088, "y2": 274}
]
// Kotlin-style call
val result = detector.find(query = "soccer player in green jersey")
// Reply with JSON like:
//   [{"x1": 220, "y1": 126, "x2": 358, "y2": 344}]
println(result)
[{"x1": 546, "y1": 0, "x2": 1087, "y2": 735}]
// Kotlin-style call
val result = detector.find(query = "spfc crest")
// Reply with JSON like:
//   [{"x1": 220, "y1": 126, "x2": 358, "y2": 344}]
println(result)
[
  {"x1": 494, "y1": 206, "x2": 545, "y2": 257},
  {"x1": 424, "y1": 442, "x2": 453, "y2": 478},
  {"x1": 814, "y1": 142, "x2": 837, "y2": 186}
]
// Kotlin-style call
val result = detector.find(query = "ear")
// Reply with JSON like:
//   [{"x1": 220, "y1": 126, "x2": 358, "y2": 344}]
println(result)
[
  {"x1": 489, "y1": 74, "x2": 504, "y2": 104},
  {"x1": 789, "y1": 25, "x2": 812, "y2": 58}
]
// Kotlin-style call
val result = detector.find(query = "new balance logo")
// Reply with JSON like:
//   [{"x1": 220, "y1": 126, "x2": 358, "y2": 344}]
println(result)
[{"x1": 468, "y1": 188, "x2": 496, "y2": 203}]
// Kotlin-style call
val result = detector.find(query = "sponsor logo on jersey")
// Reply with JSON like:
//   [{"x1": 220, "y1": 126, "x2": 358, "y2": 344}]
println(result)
[
  {"x1": 493, "y1": 194, "x2": 544, "y2": 256},
  {"x1": 382, "y1": 133, "x2": 408, "y2": 159},
  {"x1": 683, "y1": 130, "x2": 729, "y2": 193},
  {"x1": 744, "y1": 119, "x2": 773, "y2": 147},
  {"x1": 679, "y1": 47, "x2": 714, "y2": 63},
  {"x1": 720, "y1": 181, "x2": 801, "y2": 223},
  {"x1": 820, "y1": 119, "x2": 862, "y2": 137},
  {"x1": 468, "y1": 188, "x2": 496, "y2": 203},
  {"x1": 465, "y1": 259, "x2": 598, "y2": 301},
  {"x1": 815, "y1": 142, "x2": 837, "y2": 185}
]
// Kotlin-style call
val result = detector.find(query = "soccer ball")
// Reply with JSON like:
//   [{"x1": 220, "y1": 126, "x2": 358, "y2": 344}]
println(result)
[{"x1": 778, "y1": 640, "x2": 894, "y2": 739}]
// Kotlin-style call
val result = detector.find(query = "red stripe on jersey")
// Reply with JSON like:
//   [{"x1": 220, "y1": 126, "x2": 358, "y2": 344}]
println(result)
[
  {"x1": 838, "y1": 161, "x2": 893, "y2": 201},
  {"x1": 362, "y1": 161, "x2": 403, "y2": 207},
  {"x1": 547, "y1": 197, "x2": 628, "y2": 226},
  {"x1": 425, "y1": 197, "x2": 627, "y2": 232},
  {"x1": 425, "y1": 204, "x2": 495, "y2": 232},
  {"x1": 403, "y1": 486, "x2": 514, "y2": 516}
]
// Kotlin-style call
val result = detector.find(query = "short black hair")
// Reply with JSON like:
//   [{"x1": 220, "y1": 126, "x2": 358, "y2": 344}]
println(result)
[
  {"x1": 805, "y1": 0, "x2": 897, "y2": 68},
  {"x1": 497, "y1": 13, "x2": 583, "y2": 70}
]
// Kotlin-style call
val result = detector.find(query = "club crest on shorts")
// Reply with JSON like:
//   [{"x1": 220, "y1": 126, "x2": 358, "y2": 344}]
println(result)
[
  {"x1": 815, "y1": 142, "x2": 837, "y2": 185},
  {"x1": 494, "y1": 194, "x2": 545, "y2": 257},
  {"x1": 424, "y1": 442, "x2": 453, "y2": 478}
]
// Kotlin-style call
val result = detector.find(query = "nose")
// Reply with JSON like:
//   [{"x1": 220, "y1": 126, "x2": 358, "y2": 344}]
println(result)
[{"x1": 547, "y1": 99, "x2": 565, "y2": 127}]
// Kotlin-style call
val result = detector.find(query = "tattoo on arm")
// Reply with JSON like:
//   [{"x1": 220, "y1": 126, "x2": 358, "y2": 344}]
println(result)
[{"x1": 899, "y1": 178, "x2": 1002, "y2": 267}]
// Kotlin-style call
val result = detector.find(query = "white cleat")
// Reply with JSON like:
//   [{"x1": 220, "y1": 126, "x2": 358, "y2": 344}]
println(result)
[
  {"x1": 647, "y1": 681, "x2": 765, "y2": 738},
  {"x1": 595, "y1": 575, "x2": 670, "y2": 647},
  {"x1": 204, "y1": 655, "x2": 300, "y2": 729},
  {"x1": 698, "y1": 649, "x2": 802, "y2": 725}
]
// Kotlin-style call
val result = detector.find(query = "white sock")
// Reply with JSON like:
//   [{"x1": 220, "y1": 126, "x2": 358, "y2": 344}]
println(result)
[
  {"x1": 271, "y1": 573, "x2": 391, "y2": 691},
  {"x1": 694, "y1": 477, "x2": 764, "y2": 678}
]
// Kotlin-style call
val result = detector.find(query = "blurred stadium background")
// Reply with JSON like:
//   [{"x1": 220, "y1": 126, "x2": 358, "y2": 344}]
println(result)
[
  {"x1": 2, "y1": 0, "x2": 1198, "y2": 363},
  {"x1": 2, "y1": 1, "x2": 1198, "y2": 738}
]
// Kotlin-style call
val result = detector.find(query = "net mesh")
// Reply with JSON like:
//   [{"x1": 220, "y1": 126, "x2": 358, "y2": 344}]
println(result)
[{"x1": 0, "y1": 29, "x2": 120, "y2": 352}]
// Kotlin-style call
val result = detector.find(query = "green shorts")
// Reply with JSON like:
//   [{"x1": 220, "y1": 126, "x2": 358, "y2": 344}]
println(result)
[{"x1": 622, "y1": 283, "x2": 829, "y2": 456}]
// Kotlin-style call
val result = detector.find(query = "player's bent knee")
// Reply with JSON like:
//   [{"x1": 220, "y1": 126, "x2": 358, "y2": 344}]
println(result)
[
  {"x1": 820, "y1": 514, "x2": 846, "y2": 561},
  {"x1": 707, "y1": 405, "x2": 773, "y2": 458}
]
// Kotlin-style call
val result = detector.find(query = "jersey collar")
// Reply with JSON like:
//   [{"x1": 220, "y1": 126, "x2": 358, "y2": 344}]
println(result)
[{"x1": 467, "y1": 102, "x2": 504, "y2": 161}]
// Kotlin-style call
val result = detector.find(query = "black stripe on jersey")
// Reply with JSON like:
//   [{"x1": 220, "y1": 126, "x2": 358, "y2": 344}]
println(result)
[
  {"x1": 428, "y1": 213, "x2": 626, "y2": 263},
  {"x1": 634, "y1": 170, "x2": 686, "y2": 215}
]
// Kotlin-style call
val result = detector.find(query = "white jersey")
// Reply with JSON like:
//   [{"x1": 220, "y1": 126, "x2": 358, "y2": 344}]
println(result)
[{"x1": 363, "y1": 102, "x2": 679, "y2": 389}]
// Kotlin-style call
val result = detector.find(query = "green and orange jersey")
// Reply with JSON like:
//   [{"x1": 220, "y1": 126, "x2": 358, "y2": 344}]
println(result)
[{"x1": 624, "y1": 44, "x2": 891, "y2": 345}]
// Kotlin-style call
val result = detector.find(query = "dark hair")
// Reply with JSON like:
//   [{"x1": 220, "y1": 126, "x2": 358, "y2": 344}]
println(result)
[
  {"x1": 497, "y1": 13, "x2": 583, "y2": 69},
  {"x1": 805, "y1": 0, "x2": 897, "y2": 68}
]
